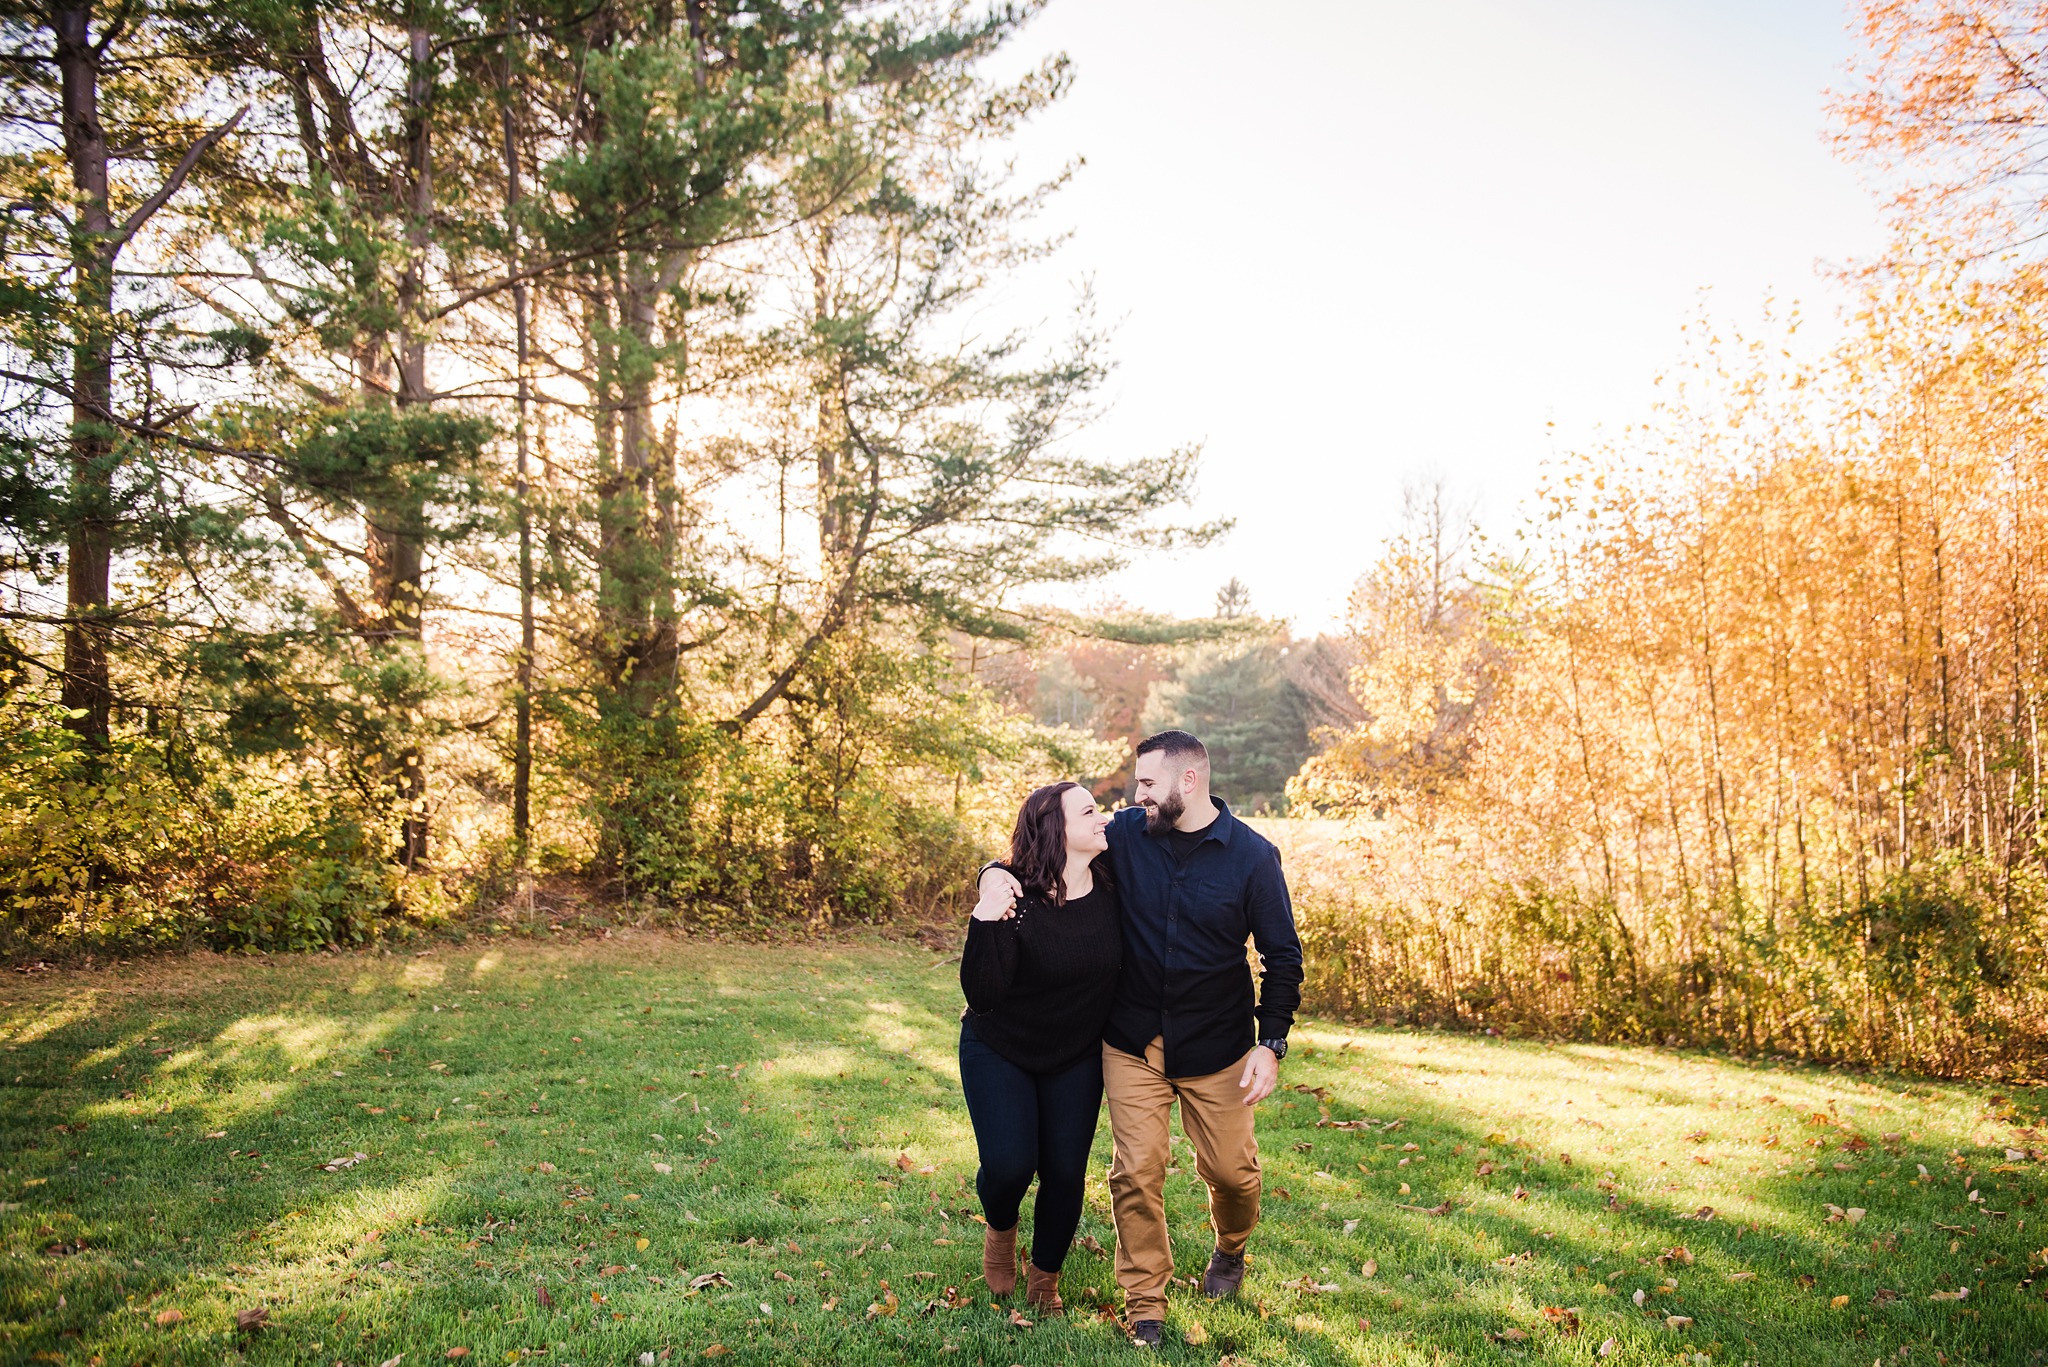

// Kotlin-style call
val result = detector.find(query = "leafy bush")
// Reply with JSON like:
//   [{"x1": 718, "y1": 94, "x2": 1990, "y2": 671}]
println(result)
[{"x1": 0, "y1": 703, "x2": 412, "y2": 953}]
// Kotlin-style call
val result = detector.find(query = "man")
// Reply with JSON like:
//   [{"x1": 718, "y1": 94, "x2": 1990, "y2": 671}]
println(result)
[{"x1": 978, "y1": 729, "x2": 1303, "y2": 1347}]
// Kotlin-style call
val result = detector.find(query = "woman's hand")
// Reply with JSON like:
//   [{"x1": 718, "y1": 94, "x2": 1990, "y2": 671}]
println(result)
[{"x1": 970, "y1": 882, "x2": 1018, "y2": 922}]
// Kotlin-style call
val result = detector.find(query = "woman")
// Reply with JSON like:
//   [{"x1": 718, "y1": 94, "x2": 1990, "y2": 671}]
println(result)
[{"x1": 959, "y1": 781, "x2": 1121, "y2": 1313}]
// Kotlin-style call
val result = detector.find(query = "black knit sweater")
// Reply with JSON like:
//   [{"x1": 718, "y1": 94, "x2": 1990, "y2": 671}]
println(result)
[{"x1": 959, "y1": 879, "x2": 1122, "y2": 1075}]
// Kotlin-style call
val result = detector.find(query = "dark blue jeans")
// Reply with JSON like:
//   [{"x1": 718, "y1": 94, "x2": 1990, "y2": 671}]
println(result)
[{"x1": 957, "y1": 1019, "x2": 1104, "y2": 1273}]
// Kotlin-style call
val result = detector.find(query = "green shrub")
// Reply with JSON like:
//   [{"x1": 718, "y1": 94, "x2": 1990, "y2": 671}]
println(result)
[{"x1": 0, "y1": 703, "x2": 410, "y2": 952}]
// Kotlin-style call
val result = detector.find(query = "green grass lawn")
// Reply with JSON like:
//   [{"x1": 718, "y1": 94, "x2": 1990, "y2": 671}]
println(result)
[{"x1": 2, "y1": 933, "x2": 2044, "y2": 1367}]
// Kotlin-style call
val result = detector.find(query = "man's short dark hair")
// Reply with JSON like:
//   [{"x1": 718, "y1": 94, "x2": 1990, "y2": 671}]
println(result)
[{"x1": 1135, "y1": 729, "x2": 1208, "y2": 770}]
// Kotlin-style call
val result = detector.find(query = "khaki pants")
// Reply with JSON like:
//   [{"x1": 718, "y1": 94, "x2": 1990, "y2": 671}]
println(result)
[{"x1": 1102, "y1": 1036, "x2": 1261, "y2": 1322}]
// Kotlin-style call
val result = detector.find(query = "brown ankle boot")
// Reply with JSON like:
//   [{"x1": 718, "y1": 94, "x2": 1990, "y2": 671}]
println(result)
[
  {"x1": 981, "y1": 1223, "x2": 1018, "y2": 1296},
  {"x1": 1024, "y1": 1261, "x2": 1064, "y2": 1314}
]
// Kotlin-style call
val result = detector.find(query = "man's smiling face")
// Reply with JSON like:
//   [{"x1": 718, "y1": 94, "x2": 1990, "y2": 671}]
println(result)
[{"x1": 1132, "y1": 750, "x2": 1187, "y2": 834}]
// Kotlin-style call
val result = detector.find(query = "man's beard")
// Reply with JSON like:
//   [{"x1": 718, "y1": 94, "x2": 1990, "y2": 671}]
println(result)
[{"x1": 1142, "y1": 786, "x2": 1185, "y2": 834}]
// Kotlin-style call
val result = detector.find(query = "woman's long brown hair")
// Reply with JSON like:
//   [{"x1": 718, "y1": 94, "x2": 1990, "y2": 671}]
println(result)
[{"x1": 1008, "y1": 780, "x2": 1095, "y2": 906}]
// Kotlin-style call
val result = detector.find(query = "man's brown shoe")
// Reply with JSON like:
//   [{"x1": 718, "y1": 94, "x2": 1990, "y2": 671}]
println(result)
[
  {"x1": 1024, "y1": 1261, "x2": 1064, "y2": 1313},
  {"x1": 981, "y1": 1223, "x2": 1019, "y2": 1296},
  {"x1": 1200, "y1": 1248, "x2": 1246, "y2": 1298}
]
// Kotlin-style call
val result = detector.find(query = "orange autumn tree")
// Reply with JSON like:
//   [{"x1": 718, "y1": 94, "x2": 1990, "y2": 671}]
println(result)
[
  {"x1": 1834, "y1": 0, "x2": 2048, "y2": 259},
  {"x1": 1295, "y1": 288, "x2": 2048, "y2": 1072},
  {"x1": 1299, "y1": 5, "x2": 2048, "y2": 1071}
]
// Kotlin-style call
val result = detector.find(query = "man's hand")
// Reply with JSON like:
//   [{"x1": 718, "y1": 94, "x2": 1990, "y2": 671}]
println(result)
[
  {"x1": 971, "y1": 866, "x2": 1022, "y2": 922},
  {"x1": 978, "y1": 866, "x2": 1022, "y2": 901},
  {"x1": 1238, "y1": 1044, "x2": 1280, "y2": 1107}
]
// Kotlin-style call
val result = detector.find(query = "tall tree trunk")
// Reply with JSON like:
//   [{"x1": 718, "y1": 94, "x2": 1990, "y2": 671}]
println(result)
[
  {"x1": 617, "y1": 248, "x2": 686, "y2": 710},
  {"x1": 54, "y1": 2, "x2": 114, "y2": 751},
  {"x1": 502, "y1": 48, "x2": 534, "y2": 857},
  {"x1": 378, "y1": 15, "x2": 437, "y2": 866}
]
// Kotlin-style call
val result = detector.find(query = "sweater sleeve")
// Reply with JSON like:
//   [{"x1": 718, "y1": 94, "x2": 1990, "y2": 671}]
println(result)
[{"x1": 959, "y1": 915, "x2": 1021, "y2": 1016}]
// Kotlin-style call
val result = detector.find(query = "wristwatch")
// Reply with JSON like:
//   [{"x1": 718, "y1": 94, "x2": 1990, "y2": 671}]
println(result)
[{"x1": 1258, "y1": 1038, "x2": 1288, "y2": 1061}]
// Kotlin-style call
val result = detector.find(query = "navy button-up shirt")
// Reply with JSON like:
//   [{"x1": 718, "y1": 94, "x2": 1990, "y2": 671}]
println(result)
[{"x1": 1100, "y1": 798, "x2": 1303, "y2": 1078}]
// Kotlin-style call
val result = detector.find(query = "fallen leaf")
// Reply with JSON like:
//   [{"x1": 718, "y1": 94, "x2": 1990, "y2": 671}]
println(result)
[
  {"x1": 687, "y1": 1273, "x2": 731, "y2": 1291},
  {"x1": 653, "y1": 1163, "x2": 672, "y2": 1176},
  {"x1": 1006, "y1": 1309, "x2": 1033, "y2": 1329},
  {"x1": 1929, "y1": 1288, "x2": 1970, "y2": 1302},
  {"x1": 1539, "y1": 1306, "x2": 1580, "y2": 1335},
  {"x1": 379, "y1": 1358, "x2": 404, "y2": 1367},
  {"x1": 319, "y1": 1152, "x2": 369, "y2": 1173},
  {"x1": 637, "y1": 1238, "x2": 650, "y2": 1251},
  {"x1": 155, "y1": 1309, "x2": 183, "y2": 1328},
  {"x1": 234, "y1": 1306, "x2": 269, "y2": 1332},
  {"x1": 1665, "y1": 1316, "x2": 1693, "y2": 1330},
  {"x1": 1184, "y1": 1319, "x2": 1209, "y2": 1345},
  {"x1": 446, "y1": 1351, "x2": 471, "y2": 1360},
  {"x1": 536, "y1": 1285, "x2": 554, "y2": 1310},
  {"x1": 1632, "y1": 1290, "x2": 1647, "y2": 1307},
  {"x1": 1725, "y1": 1271, "x2": 1757, "y2": 1282},
  {"x1": 1795, "y1": 1274, "x2": 1816, "y2": 1289},
  {"x1": 704, "y1": 1348, "x2": 731, "y2": 1358},
  {"x1": 1598, "y1": 1337, "x2": 1618, "y2": 1357},
  {"x1": 1398, "y1": 1182, "x2": 1411, "y2": 1195},
  {"x1": 1831, "y1": 1294, "x2": 1850, "y2": 1308},
  {"x1": 600, "y1": 1265, "x2": 626, "y2": 1276},
  {"x1": 1872, "y1": 1288, "x2": 1900, "y2": 1304},
  {"x1": 1361, "y1": 1259, "x2": 1378, "y2": 1278},
  {"x1": 1846, "y1": 1208, "x2": 1867, "y2": 1224}
]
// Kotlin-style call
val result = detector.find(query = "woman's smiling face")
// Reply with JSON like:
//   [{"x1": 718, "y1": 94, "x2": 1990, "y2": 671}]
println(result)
[{"x1": 1063, "y1": 785, "x2": 1111, "y2": 855}]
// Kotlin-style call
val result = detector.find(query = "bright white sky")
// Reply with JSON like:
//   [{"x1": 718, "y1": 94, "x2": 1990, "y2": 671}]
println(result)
[{"x1": 981, "y1": 0, "x2": 1889, "y2": 633}]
